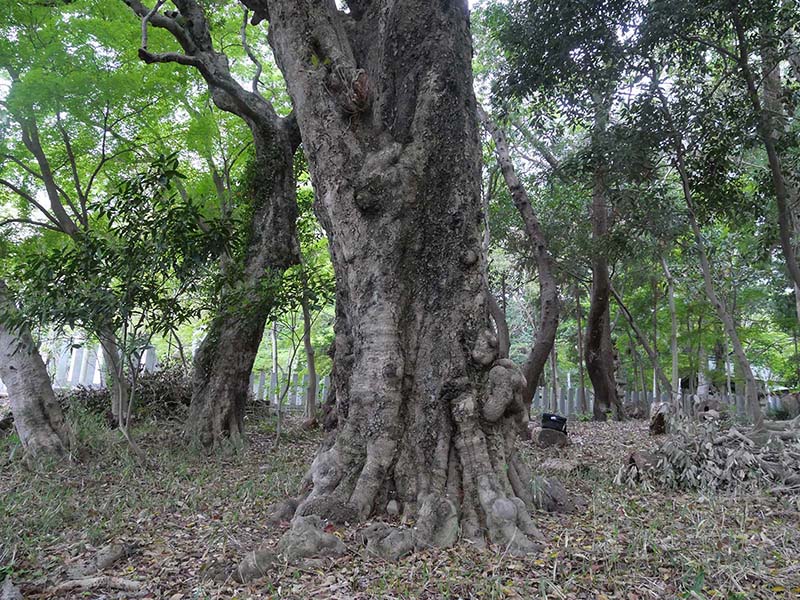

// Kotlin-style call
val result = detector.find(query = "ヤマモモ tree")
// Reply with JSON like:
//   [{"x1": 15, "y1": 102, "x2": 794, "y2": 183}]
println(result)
[{"x1": 260, "y1": 0, "x2": 542, "y2": 553}]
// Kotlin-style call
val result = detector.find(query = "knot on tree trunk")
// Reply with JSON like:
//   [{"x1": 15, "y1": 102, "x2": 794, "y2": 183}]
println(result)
[
  {"x1": 353, "y1": 142, "x2": 404, "y2": 214},
  {"x1": 471, "y1": 329, "x2": 499, "y2": 367},
  {"x1": 483, "y1": 359, "x2": 527, "y2": 422}
]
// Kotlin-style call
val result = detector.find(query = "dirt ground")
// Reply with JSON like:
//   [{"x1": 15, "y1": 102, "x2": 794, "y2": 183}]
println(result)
[{"x1": 1, "y1": 411, "x2": 798, "y2": 599}]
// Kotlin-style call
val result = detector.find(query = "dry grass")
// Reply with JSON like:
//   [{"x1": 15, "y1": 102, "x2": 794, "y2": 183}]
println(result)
[{"x1": 1, "y1": 412, "x2": 798, "y2": 599}]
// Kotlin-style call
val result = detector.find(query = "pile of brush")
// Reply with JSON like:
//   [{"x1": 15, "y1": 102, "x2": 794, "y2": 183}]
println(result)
[{"x1": 616, "y1": 417, "x2": 800, "y2": 498}]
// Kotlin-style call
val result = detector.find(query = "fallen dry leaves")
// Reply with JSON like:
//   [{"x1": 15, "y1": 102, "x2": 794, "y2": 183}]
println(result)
[{"x1": 1, "y1": 413, "x2": 798, "y2": 599}]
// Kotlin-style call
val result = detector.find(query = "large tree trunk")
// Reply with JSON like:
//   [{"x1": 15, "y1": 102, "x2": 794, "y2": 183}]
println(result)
[
  {"x1": 0, "y1": 281, "x2": 70, "y2": 459},
  {"x1": 187, "y1": 123, "x2": 299, "y2": 448},
  {"x1": 266, "y1": 0, "x2": 541, "y2": 553},
  {"x1": 584, "y1": 101, "x2": 622, "y2": 421}
]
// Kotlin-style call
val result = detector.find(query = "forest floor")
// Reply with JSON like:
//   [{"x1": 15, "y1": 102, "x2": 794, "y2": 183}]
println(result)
[{"x1": 1, "y1": 407, "x2": 799, "y2": 600}]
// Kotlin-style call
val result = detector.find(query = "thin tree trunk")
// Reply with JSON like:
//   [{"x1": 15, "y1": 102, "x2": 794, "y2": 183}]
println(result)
[
  {"x1": 652, "y1": 278, "x2": 660, "y2": 403},
  {"x1": 301, "y1": 276, "x2": 318, "y2": 426},
  {"x1": 271, "y1": 321, "x2": 279, "y2": 410},
  {"x1": 98, "y1": 329, "x2": 130, "y2": 429},
  {"x1": 575, "y1": 284, "x2": 588, "y2": 413},
  {"x1": 724, "y1": 337, "x2": 733, "y2": 397},
  {"x1": 610, "y1": 285, "x2": 672, "y2": 395},
  {"x1": 654, "y1": 85, "x2": 764, "y2": 430},
  {"x1": 732, "y1": 11, "x2": 800, "y2": 294},
  {"x1": 266, "y1": 1, "x2": 541, "y2": 553},
  {"x1": 0, "y1": 281, "x2": 70, "y2": 459},
  {"x1": 478, "y1": 106, "x2": 560, "y2": 408},
  {"x1": 661, "y1": 254, "x2": 680, "y2": 412},
  {"x1": 550, "y1": 345, "x2": 559, "y2": 412}
]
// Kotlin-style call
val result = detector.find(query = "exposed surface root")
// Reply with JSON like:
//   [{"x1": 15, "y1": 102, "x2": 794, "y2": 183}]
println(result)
[{"x1": 49, "y1": 576, "x2": 143, "y2": 594}]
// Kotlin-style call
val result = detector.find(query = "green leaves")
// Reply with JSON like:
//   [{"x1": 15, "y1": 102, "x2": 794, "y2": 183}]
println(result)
[{"x1": 12, "y1": 154, "x2": 226, "y2": 341}]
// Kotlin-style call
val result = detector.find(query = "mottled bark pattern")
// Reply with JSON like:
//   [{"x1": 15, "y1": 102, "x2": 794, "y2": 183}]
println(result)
[
  {"x1": 267, "y1": 0, "x2": 540, "y2": 552},
  {"x1": 0, "y1": 282, "x2": 70, "y2": 458}
]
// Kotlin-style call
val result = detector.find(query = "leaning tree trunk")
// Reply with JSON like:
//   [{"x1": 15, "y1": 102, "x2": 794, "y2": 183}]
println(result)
[
  {"x1": 477, "y1": 107, "x2": 560, "y2": 410},
  {"x1": 655, "y1": 84, "x2": 764, "y2": 430},
  {"x1": 187, "y1": 123, "x2": 299, "y2": 448},
  {"x1": 265, "y1": 0, "x2": 541, "y2": 554},
  {"x1": 124, "y1": 0, "x2": 300, "y2": 448},
  {"x1": 610, "y1": 285, "x2": 672, "y2": 396},
  {"x1": 0, "y1": 281, "x2": 70, "y2": 459}
]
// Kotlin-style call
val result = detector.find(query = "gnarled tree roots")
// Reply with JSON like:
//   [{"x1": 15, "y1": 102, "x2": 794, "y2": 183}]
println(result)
[{"x1": 259, "y1": 355, "x2": 545, "y2": 570}]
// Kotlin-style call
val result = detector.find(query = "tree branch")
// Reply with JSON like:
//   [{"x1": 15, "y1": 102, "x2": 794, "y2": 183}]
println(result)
[
  {"x1": 241, "y1": 8, "x2": 263, "y2": 94},
  {"x1": 0, "y1": 178, "x2": 63, "y2": 231},
  {"x1": 55, "y1": 113, "x2": 88, "y2": 226},
  {"x1": 0, "y1": 217, "x2": 62, "y2": 232}
]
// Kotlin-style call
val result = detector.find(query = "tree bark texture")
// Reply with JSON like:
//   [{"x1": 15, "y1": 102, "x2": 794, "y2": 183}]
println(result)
[
  {"x1": 266, "y1": 0, "x2": 541, "y2": 553},
  {"x1": 124, "y1": 0, "x2": 301, "y2": 447},
  {"x1": 0, "y1": 281, "x2": 70, "y2": 459}
]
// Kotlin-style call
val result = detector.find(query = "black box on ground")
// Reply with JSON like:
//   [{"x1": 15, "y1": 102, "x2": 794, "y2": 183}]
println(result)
[{"x1": 541, "y1": 413, "x2": 567, "y2": 433}]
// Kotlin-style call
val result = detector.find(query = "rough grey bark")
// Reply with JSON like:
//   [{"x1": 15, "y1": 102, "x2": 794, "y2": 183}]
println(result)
[
  {"x1": 0, "y1": 281, "x2": 70, "y2": 459},
  {"x1": 265, "y1": 0, "x2": 541, "y2": 553},
  {"x1": 124, "y1": 0, "x2": 300, "y2": 447},
  {"x1": 477, "y1": 106, "x2": 560, "y2": 409}
]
